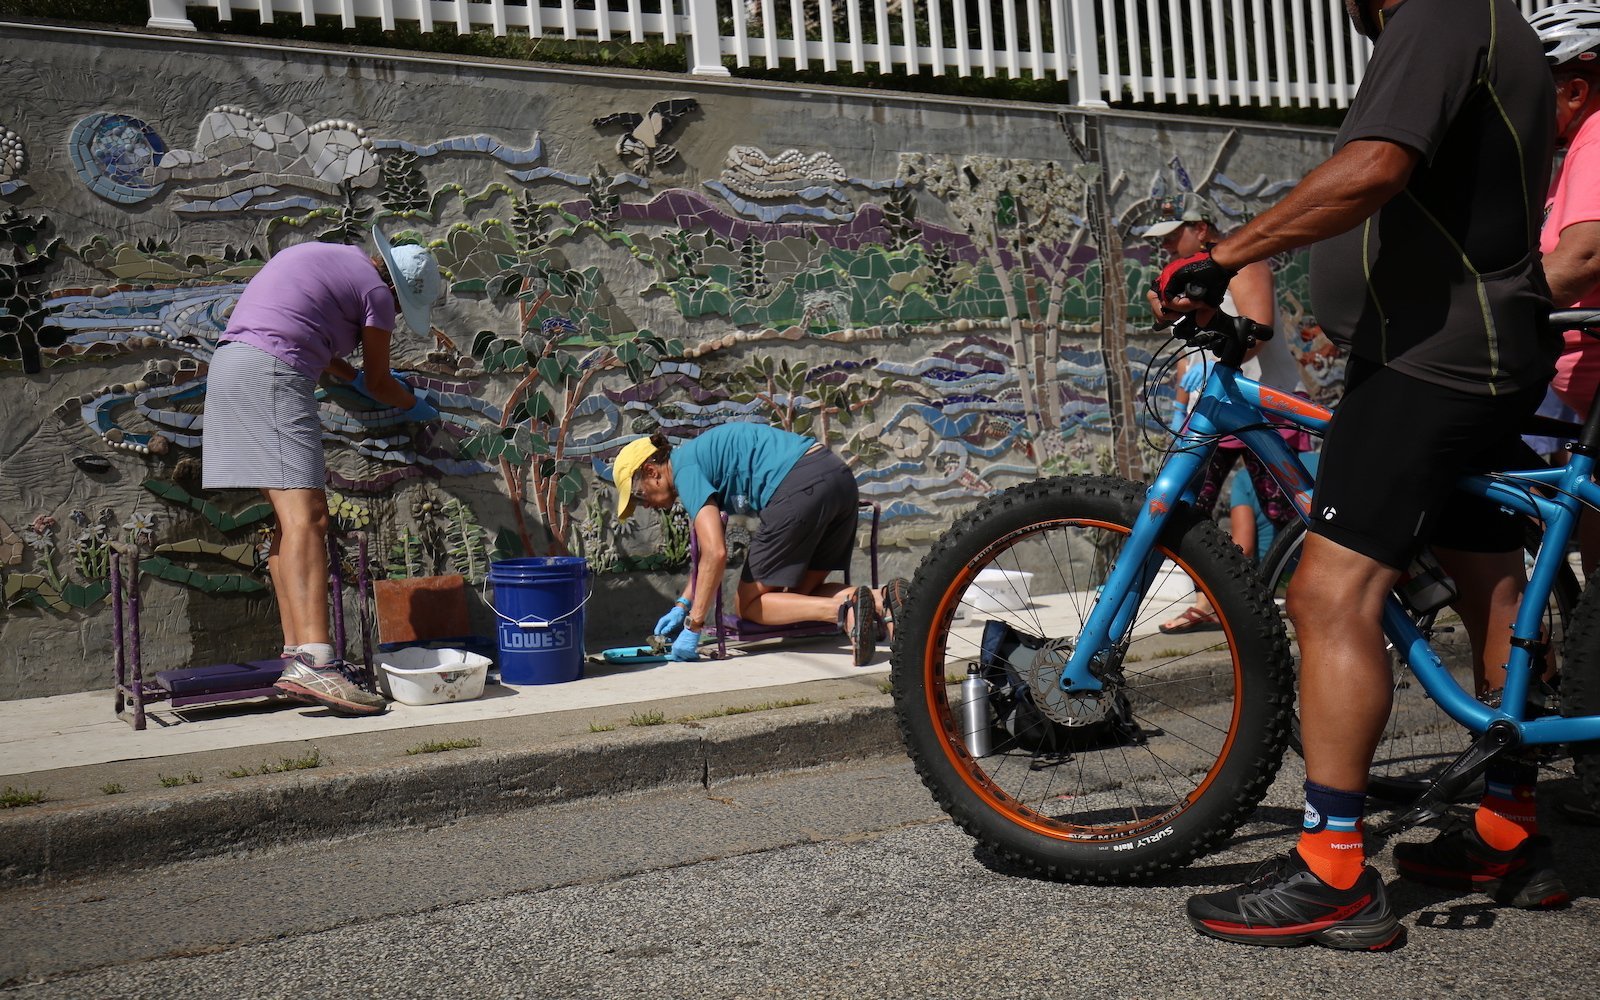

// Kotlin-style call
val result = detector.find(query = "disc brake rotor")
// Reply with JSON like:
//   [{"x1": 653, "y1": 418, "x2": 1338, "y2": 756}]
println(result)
[{"x1": 1017, "y1": 636, "x2": 1116, "y2": 727}]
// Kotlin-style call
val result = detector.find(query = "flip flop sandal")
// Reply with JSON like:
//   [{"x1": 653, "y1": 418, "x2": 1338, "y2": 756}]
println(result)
[
  {"x1": 836, "y1": 585, "x2": 878, "y2": 666},
  {"x1": 882, "y1": 577, "x2": 911, "y2": 642},
  {"x1": 1157, "y1": 606, "x2": 1223, "y2": 635}
]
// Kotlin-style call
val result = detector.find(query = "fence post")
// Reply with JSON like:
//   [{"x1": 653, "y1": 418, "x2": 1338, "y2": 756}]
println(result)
[
  {"x1": 685, "y1": 0, "x2": 732, "y2": 76},
  {"x1": 146, "y1": 0, "x2": 197, "y2": 30},
  {"x1": 1067, "y1": 0, "x2": 1107, "y2": 107}
]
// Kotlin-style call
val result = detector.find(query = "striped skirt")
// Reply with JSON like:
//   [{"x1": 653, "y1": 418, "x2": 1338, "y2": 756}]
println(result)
[{"x1": 201, "y1": 341, "x2": 326, "y2": 490}]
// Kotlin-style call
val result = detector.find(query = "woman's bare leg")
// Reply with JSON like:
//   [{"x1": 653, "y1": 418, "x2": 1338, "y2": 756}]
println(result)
[{"x1": 263, "y1": 488, "x2": 331, "y2": 647}]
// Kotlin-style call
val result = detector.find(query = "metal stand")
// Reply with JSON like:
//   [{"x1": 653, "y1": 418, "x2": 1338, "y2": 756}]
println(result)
[{"x1": 112, "y1": 531, "x2": 374, "y2": 730}]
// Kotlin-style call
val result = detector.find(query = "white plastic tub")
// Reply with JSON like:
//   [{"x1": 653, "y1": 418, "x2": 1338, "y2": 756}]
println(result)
[
  {"x1": 960, "y1": 568, "x2": 1034, "y2": 617},
  {"x1": 378, "y1": 647, "x2": 492, "y2": 706}
]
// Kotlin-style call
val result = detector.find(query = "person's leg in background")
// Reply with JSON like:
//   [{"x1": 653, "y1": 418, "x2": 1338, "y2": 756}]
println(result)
[
  {"x1": 1228, "y1": 503, "x2": 1259, "y2": 560},
  {"x1": 1405, "y1": 500, "x2": 1567, "y2": 908},
  {"x1": 266, "y1": 487, "x2": 384, "y2": 715},
  {"x1": 1158, "y1": 449, "x2": 1241, "y2": 633}
]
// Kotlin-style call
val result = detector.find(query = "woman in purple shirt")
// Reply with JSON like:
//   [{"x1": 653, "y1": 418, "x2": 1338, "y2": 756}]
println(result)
[{"x1": 201, "y1": 229, "x2": 440, "y2": 715}]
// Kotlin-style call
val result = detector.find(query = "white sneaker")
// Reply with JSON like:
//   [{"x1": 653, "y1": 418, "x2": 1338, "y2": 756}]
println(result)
[{"x1": 274, "y1": 654, "x2": 386, "y2": 715}]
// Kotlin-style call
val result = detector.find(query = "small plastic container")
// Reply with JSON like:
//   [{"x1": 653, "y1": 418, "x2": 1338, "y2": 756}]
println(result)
[
  {"x1": 961, "y1": 568, "x2": 1035, "y2": 617},
  {"x1": 378, "y1": 647, "x2": 492, "y2": 706}
]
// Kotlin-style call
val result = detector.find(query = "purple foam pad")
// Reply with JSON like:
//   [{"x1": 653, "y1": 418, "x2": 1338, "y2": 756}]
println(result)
[{"x1": 153, "y1": 659, "x2": 287, "y2": 697}]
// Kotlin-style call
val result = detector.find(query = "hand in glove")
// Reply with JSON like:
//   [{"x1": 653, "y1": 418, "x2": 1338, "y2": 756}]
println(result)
[
  {"x1": 350, "y1": 369, "x2": 411, "y2": 400},
  {"x1": 1157, "y1": 251, "x2": 1237, "y2": 310},
  {"x1": 654, "y1": 603, "x2": 688, "y2": 638},
  {"x1": 669, "y1": 628, "x2": 701, "y2": 662},
  {"x1": 401, "y1": 396, "x2": 440, "y2": 422}
]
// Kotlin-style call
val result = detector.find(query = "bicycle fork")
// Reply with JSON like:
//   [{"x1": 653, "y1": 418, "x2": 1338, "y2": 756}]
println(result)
[{"x1": 1058, "y1": 441, "x2": 1216, "y2": 695}]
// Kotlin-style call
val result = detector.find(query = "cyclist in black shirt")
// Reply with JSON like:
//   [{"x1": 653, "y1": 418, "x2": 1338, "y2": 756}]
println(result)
[{"x1": 1156, "y1": 0, "x2": 1560, "y2": 949}]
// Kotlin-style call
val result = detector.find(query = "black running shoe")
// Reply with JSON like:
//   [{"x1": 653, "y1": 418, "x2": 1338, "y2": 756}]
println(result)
[
  {"x1": 1186, "y1": 850, "x2": 1403, "y2": 950},
  {"x1": 1395, "y1": 824, "x2": 1569, "y2": 909}
]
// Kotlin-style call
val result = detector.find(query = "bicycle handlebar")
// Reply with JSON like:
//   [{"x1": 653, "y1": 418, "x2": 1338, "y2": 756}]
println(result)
[{"x1": 1168, "y1": 311, "x2": 1273, "y2": 368}]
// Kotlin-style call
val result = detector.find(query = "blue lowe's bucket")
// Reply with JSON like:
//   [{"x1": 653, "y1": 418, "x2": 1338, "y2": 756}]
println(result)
[{"x1": 488, "y1": 557, "x2": 588, "y2": 684}]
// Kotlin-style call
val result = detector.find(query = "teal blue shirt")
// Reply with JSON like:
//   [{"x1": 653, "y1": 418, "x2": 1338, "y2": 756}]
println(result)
[{"x1": 671, "y1": 423, "x2": 815, "y2": 517}]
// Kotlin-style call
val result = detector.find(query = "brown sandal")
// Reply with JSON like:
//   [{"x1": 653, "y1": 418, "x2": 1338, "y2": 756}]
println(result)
[
  {"x1": 836, "y1": 585, "x2": 878, "y2": 666},
  {"x1": 882, "y1": 577, "x2": 911, "y2": 643},
  {"x1": 1157, "y1": 606, "x2": 1222, "y2": 635}
]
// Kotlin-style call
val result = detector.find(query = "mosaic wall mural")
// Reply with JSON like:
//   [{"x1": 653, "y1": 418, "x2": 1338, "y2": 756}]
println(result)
[{"x1": 0, "y1": 30, "x2": 1340, "y2": 697}]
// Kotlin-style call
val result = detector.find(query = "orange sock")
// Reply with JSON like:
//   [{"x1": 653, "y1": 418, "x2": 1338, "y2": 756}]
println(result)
[
  {"x1": 1299, "y1": 781, "x2": 1367, "y2": 890},
  {"x1": 1298, "y1": 827, "x2": 1367, "y2": 890},
  {"x1": 1474, "y1": 780, "x2": 1537, "y2": 851}
]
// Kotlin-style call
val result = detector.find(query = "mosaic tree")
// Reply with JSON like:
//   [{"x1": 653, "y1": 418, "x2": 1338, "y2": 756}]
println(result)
[
  {"x1": 719, "y1": 356, "x2": 914, "y2": 460},
  {"x1": 897, "y1": 151, "x2": 1096, "y2": 468},
  {"x1": 0, "y1": 208, "x2": 64, "y2": 374},
  {"x1": 460, "y1": 245, "x2": 681, "y2": 557},
  {"x1": 1064, "y1": 115, "x2": 1145, "y2": 482}
]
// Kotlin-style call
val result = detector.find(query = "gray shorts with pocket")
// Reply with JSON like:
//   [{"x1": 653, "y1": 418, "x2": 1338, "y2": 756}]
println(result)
[{"x1": 742, "y1": 448, "x2": 859, "y2": 588}]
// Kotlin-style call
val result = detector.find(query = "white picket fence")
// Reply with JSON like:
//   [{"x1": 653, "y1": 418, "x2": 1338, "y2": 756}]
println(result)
[{"x1": 143, "y1": 0, "x2": 1565, "y2": 109}]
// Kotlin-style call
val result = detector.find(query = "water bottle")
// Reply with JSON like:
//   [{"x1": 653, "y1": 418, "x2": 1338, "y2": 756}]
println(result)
[
  {"x1": 961, "y1": 664, "x2": 993, "y2": 758},
  {"x1": 1397, "y1": 548, "x2": 1457, "y2": 615}
]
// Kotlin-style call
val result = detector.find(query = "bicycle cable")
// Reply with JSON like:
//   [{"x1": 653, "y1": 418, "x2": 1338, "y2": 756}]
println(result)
[{"x1": 1140, "y1": 331, "x2": 1196, "y2": 457}]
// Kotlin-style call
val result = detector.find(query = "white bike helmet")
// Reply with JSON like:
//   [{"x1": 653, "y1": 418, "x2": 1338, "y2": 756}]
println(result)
[{"x1": 1529, "y1": 2, "x2": 1600, "y2": 68}]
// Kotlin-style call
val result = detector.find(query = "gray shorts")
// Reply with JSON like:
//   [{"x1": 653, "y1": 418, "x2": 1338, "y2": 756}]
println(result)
[
  {"x1": 743, "y1": 448, "x2": 860, "y2": 587},
  {"x1": 201, "y1": 341, "x2": 326, "y2": 490}
]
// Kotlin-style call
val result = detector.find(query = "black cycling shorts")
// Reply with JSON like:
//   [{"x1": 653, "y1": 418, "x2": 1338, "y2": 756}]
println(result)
[
  {"x1": 1309, "y1": 357, "x2": 1546, "y2": 570},
  {"x1": 742, "y1": 448, "x2": 860, "y2": 587}
]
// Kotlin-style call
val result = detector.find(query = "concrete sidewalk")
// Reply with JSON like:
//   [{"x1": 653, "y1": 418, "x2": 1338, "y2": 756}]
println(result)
[{"x1": 0, "y1": 635, "x2": 904, "y2": 883}]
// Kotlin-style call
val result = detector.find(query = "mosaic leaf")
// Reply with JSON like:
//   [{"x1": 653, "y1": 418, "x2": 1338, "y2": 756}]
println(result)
[
  {"x1": 155, "y1": 538, "x2": 259, "y2": 568},
  {"x1": 138, "y1": 556, "x2": 266, "y2": 594},
  {"x1": 60, "y1": 580, "x2": 110, "y2": 609}
]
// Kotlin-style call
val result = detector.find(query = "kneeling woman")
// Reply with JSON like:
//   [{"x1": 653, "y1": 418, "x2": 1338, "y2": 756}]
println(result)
[{"x1": 614, "y1": 423, "x2": 900, "y2": 665}]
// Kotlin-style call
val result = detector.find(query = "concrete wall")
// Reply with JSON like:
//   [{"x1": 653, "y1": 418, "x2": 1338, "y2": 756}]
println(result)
[{"x1": 0, "y1": 21, "x2": 1340, "y2": 699}]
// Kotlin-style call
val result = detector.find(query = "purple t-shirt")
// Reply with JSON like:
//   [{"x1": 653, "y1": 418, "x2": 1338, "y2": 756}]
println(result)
[{"x1": 221, "y1": 242, "x2": 396, "y2": 379}]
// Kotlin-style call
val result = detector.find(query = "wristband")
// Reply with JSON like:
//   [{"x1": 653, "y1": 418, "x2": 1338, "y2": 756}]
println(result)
[{"x1": 675, "y1": 596, "x2": 691, "y2": 609}]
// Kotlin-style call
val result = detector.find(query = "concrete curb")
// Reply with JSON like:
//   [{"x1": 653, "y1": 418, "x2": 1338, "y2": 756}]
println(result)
[{"x1": 0, "y1": 697, "x2": 902, "y2": 883}]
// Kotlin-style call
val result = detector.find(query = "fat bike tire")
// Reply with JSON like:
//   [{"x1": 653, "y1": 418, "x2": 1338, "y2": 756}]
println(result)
[{"x1": 890, "y1": 476, "x2": 1294, "y2": 884}]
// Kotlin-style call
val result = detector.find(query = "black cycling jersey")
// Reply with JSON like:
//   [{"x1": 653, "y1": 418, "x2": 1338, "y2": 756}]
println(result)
[{"x1": 1310, "y1": 0, "x2": 1557, "y2": 396}]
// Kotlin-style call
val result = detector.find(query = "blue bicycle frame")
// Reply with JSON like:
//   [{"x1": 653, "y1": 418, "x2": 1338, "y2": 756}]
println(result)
[{"x1": 1058, "y1": 354, "x2": 1600, "y2": 747}]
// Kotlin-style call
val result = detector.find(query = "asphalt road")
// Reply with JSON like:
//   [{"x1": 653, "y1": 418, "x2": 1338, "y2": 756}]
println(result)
[{"x1": 4, "y1": 753, "x2": 1598, "y2": 999}]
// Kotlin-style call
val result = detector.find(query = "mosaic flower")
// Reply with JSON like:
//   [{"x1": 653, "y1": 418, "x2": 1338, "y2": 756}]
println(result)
[
  {"x1": 327, "y1": 490, "x2": 371, "y2": 530},
  {"x1": 122, "y1": 511, "x2": 158, "y2": 548}
]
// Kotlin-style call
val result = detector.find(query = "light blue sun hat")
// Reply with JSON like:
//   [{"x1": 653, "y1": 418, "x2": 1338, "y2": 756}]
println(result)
[{"x1": 372, "y1": 226, "x2": 441, "y2": 337}]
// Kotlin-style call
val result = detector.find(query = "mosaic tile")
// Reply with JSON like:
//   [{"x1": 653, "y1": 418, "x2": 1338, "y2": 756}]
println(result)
[
  {"x1": 70, "y1": 113, "x2": 167, "y2": 204},
  {"x1": 0, "y1": 125, "x2": 26, "y2": 195}
]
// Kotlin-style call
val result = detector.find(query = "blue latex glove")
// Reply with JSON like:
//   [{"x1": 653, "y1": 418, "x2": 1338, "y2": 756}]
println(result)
[
  {"x1": 654, "y1": 604, "x2": 688, "y2": 638},
  {"x1": 350, "y1": 368, "x2": 411, "y2": 400},
  {"x1": 669, "y1": 628, "x2": 701, "y2": 662},
  {"x1": 401, "y1": 396, "x2": 440, "y2": 422}
]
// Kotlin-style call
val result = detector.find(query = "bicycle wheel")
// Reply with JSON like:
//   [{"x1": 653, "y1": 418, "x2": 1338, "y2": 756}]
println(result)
[
  {"x1": 1560, "y1": 581, "x2": 1600, "y2": 815},
  {"x1": 1261, "y1": 518, "x2": 1578, "y2": 801},
  {"x1": 890, "y1": 476, "x2": 1294, "y2": 884}
]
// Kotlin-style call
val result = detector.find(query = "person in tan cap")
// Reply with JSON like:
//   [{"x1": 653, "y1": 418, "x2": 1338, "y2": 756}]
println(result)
[{"x1": 613, "y1": 423, "x2": 905, "y2": 666}]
